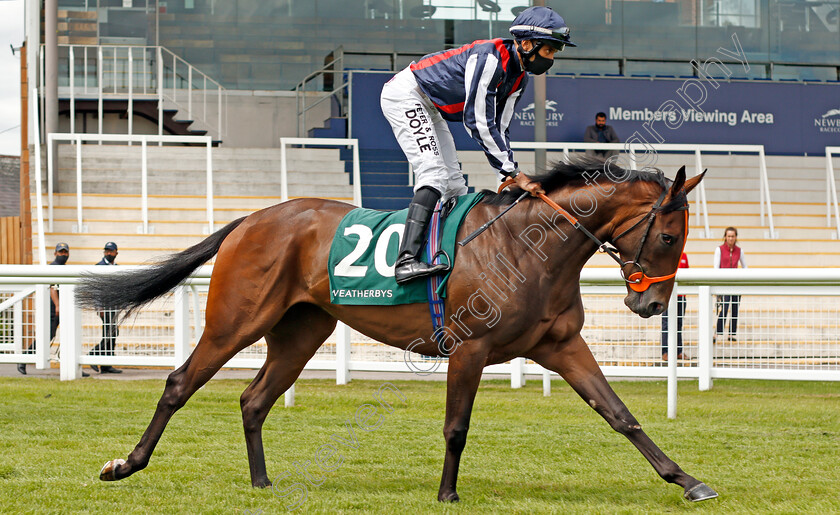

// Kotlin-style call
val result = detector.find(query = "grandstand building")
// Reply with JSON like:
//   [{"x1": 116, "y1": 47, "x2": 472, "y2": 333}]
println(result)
[{"x1": 11, "y1": 0, "x2": 840, "y2": 267}]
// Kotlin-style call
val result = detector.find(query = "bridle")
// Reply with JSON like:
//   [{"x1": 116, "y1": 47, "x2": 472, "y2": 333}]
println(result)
[{"x1": 498, "y1": 178, "x2": 688, "y2": 293}]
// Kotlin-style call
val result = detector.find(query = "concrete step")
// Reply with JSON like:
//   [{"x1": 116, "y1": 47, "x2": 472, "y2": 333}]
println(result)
[
  {"x1": 584, "y1": 248, "x2": 840, "y2": 268},
  {"x1": 55, "y1": 168, "x2": 350, "y2": 186},
  {"x1": 689, "y1": 225, "x2": 835, "y2": 240},
  {"x1": 43, "y1": 219, "x2": 234, "y2": 235},
  {"x1": 39, "y1": 193, "x2": 282, "y2": 209}
]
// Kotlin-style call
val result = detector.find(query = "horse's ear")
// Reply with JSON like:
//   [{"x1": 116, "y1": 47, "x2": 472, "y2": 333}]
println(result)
[
  {"x1": 682, "y1": 169, "x2": 706, "y2": 195},
  {"x1": 669, "y1": 166, "x2": 686, "y2": 198}
]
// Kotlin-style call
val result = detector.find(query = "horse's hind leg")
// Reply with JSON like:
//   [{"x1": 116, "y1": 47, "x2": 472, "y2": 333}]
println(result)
[
  {"x1": 529, "y1": 335, "x2": 718, "y2": 502},
  {"x1": 99, "y1": 292, "x2": 291, "y2": 482},
  {"x1": 240, "y1": 304, "x2": 337, "y2": 487}
]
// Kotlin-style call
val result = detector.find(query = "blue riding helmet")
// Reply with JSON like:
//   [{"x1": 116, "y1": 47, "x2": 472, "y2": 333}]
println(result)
[{"x1": 509, "y1": 6, "x2": 576, "y2": 50}]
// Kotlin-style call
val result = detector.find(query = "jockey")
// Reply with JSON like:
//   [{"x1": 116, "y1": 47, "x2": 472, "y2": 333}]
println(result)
[{"x1": 381, "y1": 6, "x2": 576, "y2": 284}]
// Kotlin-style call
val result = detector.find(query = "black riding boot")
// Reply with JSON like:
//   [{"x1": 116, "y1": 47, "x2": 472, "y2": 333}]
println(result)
[{"x1": 395, "y1": 187, "x2": 449, "y2": 284}]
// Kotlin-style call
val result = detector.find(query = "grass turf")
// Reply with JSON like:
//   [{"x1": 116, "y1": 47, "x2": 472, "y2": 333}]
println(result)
[{"x1": 1, "y1": 377, "x2": 838, "y2": 514}]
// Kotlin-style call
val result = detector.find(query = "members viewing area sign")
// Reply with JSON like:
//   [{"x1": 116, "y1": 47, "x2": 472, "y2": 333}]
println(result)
[{"x1": 351, "y1": 73, "x2": 839, "y2": 155}]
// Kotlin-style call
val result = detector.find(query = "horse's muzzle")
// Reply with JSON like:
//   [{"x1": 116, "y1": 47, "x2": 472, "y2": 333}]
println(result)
[{"x1": 624, "y1": 295, "x2": 666, "y2": 318}]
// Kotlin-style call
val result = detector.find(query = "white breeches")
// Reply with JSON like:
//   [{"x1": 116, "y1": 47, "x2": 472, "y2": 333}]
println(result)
[{"x1": 380, "y1": 67, "x2": 468, "y2": 201}]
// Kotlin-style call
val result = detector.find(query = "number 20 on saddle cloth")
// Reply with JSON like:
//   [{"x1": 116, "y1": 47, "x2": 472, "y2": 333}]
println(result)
[{"x1": 328, "y1": 192, "x2": 485, "y2": 319}]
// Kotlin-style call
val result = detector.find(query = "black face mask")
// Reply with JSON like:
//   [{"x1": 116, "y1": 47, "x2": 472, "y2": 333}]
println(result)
[
  {"x1": 518, "y1": 40, "x2": 554, "y2": 76},
  {"x1": 55, "y1": 255, "x2": 68, "y2": 265},
  {"x1": 525, "y1": 53, "x2": 554, "y2": 75},
  {"x1": 104, "y1": 254, "x2": 116, "y2": 263}
]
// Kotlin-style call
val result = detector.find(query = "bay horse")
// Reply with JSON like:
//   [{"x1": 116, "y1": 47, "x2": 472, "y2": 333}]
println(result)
[{"x1": 78, "y1": 157, "x2": 717, "y2": 503}]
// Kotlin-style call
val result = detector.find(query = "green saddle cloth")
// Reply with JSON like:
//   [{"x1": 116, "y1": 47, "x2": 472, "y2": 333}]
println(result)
[{"x1": 328, "y1": 192, "x2": 484, "y2": 305}]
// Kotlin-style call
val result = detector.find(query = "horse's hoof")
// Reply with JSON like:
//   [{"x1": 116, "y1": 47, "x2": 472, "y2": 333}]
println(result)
[
  {"x1": 438, "y1": 491, "x2": 460, "y2": 502},
  {"x1": 252, "y1": 479, "x2": 272, "y2": 488},
  {"x1": 99, "y1": 459, "x2": 126, "y2": 481},
  {"x1": 684, "y1": 482, "x2": 718, "y2": 502}
]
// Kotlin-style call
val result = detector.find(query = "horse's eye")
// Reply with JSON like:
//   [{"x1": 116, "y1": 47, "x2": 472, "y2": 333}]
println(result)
[{"x1": 661, "y1": 234, "x2": 675, "y2": 246}]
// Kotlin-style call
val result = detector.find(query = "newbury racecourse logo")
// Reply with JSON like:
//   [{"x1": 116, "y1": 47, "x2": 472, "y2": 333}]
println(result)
[
  {"x1": 514, "y1": 100, "x2": 564, "y2": 126},
  {"x1": 815, "y1": 108, "x2": 840, "y2": 133},
  {"x1": 522, "y1": 100, "x2": 558, "y2": 112}
]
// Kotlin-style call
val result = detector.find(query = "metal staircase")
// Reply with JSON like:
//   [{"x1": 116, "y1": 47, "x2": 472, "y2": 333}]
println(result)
[{"x1": 45, "y1": 44, "x2": 226, "y2": 143}]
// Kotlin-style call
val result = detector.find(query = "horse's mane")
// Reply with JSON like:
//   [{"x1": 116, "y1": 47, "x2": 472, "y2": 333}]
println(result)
[{"x1": 481, "y1": 155, "x2": 687, "y2": 213}]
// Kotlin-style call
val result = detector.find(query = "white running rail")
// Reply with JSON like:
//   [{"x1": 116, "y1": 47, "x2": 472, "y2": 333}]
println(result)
[{"x1": 2, "y1": 266, "x2": 838, "y2": 385}]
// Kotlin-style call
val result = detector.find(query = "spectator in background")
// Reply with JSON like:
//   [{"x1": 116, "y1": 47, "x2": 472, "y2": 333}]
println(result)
[
  {"x1": 661, "y1": 251, "x2": 689, "y2": 361},
  {"x1": 89, "y1": 242, "x2": 122, "y2": 374},
  {"x1": 714, "y1": 227, "x2": 747, "y2": 342},
  {"x1": 584, "y1": 111, "x2": 620, "y2": 158},
  {"x1": 18, "y1": 243, "x2": 88, "y2": 376}
]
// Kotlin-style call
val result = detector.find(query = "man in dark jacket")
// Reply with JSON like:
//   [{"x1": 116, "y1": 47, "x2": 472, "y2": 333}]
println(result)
[
  {"x1": 18, "y1": 242, "x2": 89, "y2": 376},
  {"x1": 89, "y1": 242, "x2": 122, "y2": 374},
  {"x1": 584, "y1": 112, "x2": 620, "y2": 158}
]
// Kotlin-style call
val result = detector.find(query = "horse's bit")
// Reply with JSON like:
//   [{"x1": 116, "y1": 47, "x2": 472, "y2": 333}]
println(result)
[{"x1": 496, "y1": 177, "x2": 688, "y2": 293}]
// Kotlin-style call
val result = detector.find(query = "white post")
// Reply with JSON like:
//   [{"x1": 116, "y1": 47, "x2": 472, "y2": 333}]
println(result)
[
  {"x1": 172, "y1": 52, "x2": 177, "y2": 102},
  {"x1": 510, "y1": 357, "x2": 525, "y2": 388},
  {"x1": 698, "y1": 285, "x2": 713, "y2": 391},
  {"x1": 667, "y1": 286, "x2": 678, "y2": 419},
  {"x1": 59, "y1": 285, "x2": 83, "y2": 380},
  {"x1": 280, "y1": 140, "x2": 289, "y2": 202},
  {"x1": 157, "y1": 47, "x2": 163, "y2": 142},
  {"x1": 32, "y1": 88, "x2": 47, "y2": 265},
  {"x1": 336, "y1": 322, "x2": 351, "y2": 385},
  {"x1": 47, "y1": 133, "x2": 54, "y2": 232},
  {"x1": 758, "y1": 148, "x2": 776, "y2": 238},
  {"x1": 188, "y1": 65, "x2": 193, "y2": 121},
  {"x1": 141, "y1": 138, "x2": 149, "y2": 234},
  {"x1": 217, "y1": 85, "x2": 222, "y2": 138},
  {"x1": 69, "y1": 46, "x2": 75, "y2": 135},
  {"x1": 34, "y1": 285, "x2": 50, "y2": 369},
  {"x1": 189, "y1": 285, "x2": 203, "y2": 343},
  {"x1": 542, "y1": 369, "x2": 551, "y2": 397},
  {"x1": 693, "y1": 149, "x2": 703, "y2": 234},
  {"x1": 826, "y1": 148, "x2": 840, "y2": 238},
  {"x1": 75, "y1": 136, "x2": 83, "y2": 232},
  {"x1": 97, "y1": 46, "x2": 103, "y2": 138},
  {"x1": 285, "y1": 384, "x2": 295, "y2": 407},
  {"x1": 128, "y1": 48, "x2": 133, "y2": 140},
  {"x1": 352, "y1": 143, "x2": 361, "y2": 207},
  {"x1": 174, "y1": 285, "x2": 191, "y2": 368},
  {"x1": 13, "y1": 298, "x2": 23, "y2": 354},
  {"x1": 206, "y1": 139, "x2": 214, "y2": 233},
  {"x1": 83, "y1": 46, "x2": 87, "y2": 93}
]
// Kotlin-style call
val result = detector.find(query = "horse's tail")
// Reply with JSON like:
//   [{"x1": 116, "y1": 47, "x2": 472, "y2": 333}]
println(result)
[{"x1": 77, "y1": 216, "x2": 247, "y2": 315}]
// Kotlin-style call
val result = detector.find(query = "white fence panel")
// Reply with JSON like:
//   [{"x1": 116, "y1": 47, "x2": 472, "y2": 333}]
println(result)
[{"x1": 1, "y1": 266, "x2": 838, "y2": 390}]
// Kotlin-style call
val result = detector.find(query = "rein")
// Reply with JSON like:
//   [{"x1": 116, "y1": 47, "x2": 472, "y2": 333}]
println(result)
[{"x1": 496, "y1": 177, "x2": 688, "y2": 293}]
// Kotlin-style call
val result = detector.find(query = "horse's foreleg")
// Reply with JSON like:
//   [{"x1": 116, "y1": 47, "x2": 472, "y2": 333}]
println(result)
[
  {"x1": 240, "y1": 304, "x2": 337, "y2": 487},
  {"x1": 529, "y1": 336, "x2": 718, "y2": 502},
  {"x1": 437, "y1": 343, "x2": 489, "y2": 502}
]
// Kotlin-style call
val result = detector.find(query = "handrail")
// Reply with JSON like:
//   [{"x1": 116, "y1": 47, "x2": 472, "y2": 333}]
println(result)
[
  {"x1": 295, "y1": 52, "x2": 346, "y2": 137},
  {"x1": 45, "y1": 133, "x2": 214, "y2": 235},
  {"x1": 279, "y1": 137, "x2": 361, "y2": 207},
  {"x1": 44, "y1": 44, "x2": 227, "y2": 142},
  {"x1": 509, "y1": 142, "x2": 776, "y2": 239},
  {"x1": 826, "y1": 147, "x2": 840, "y2": 239}
]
